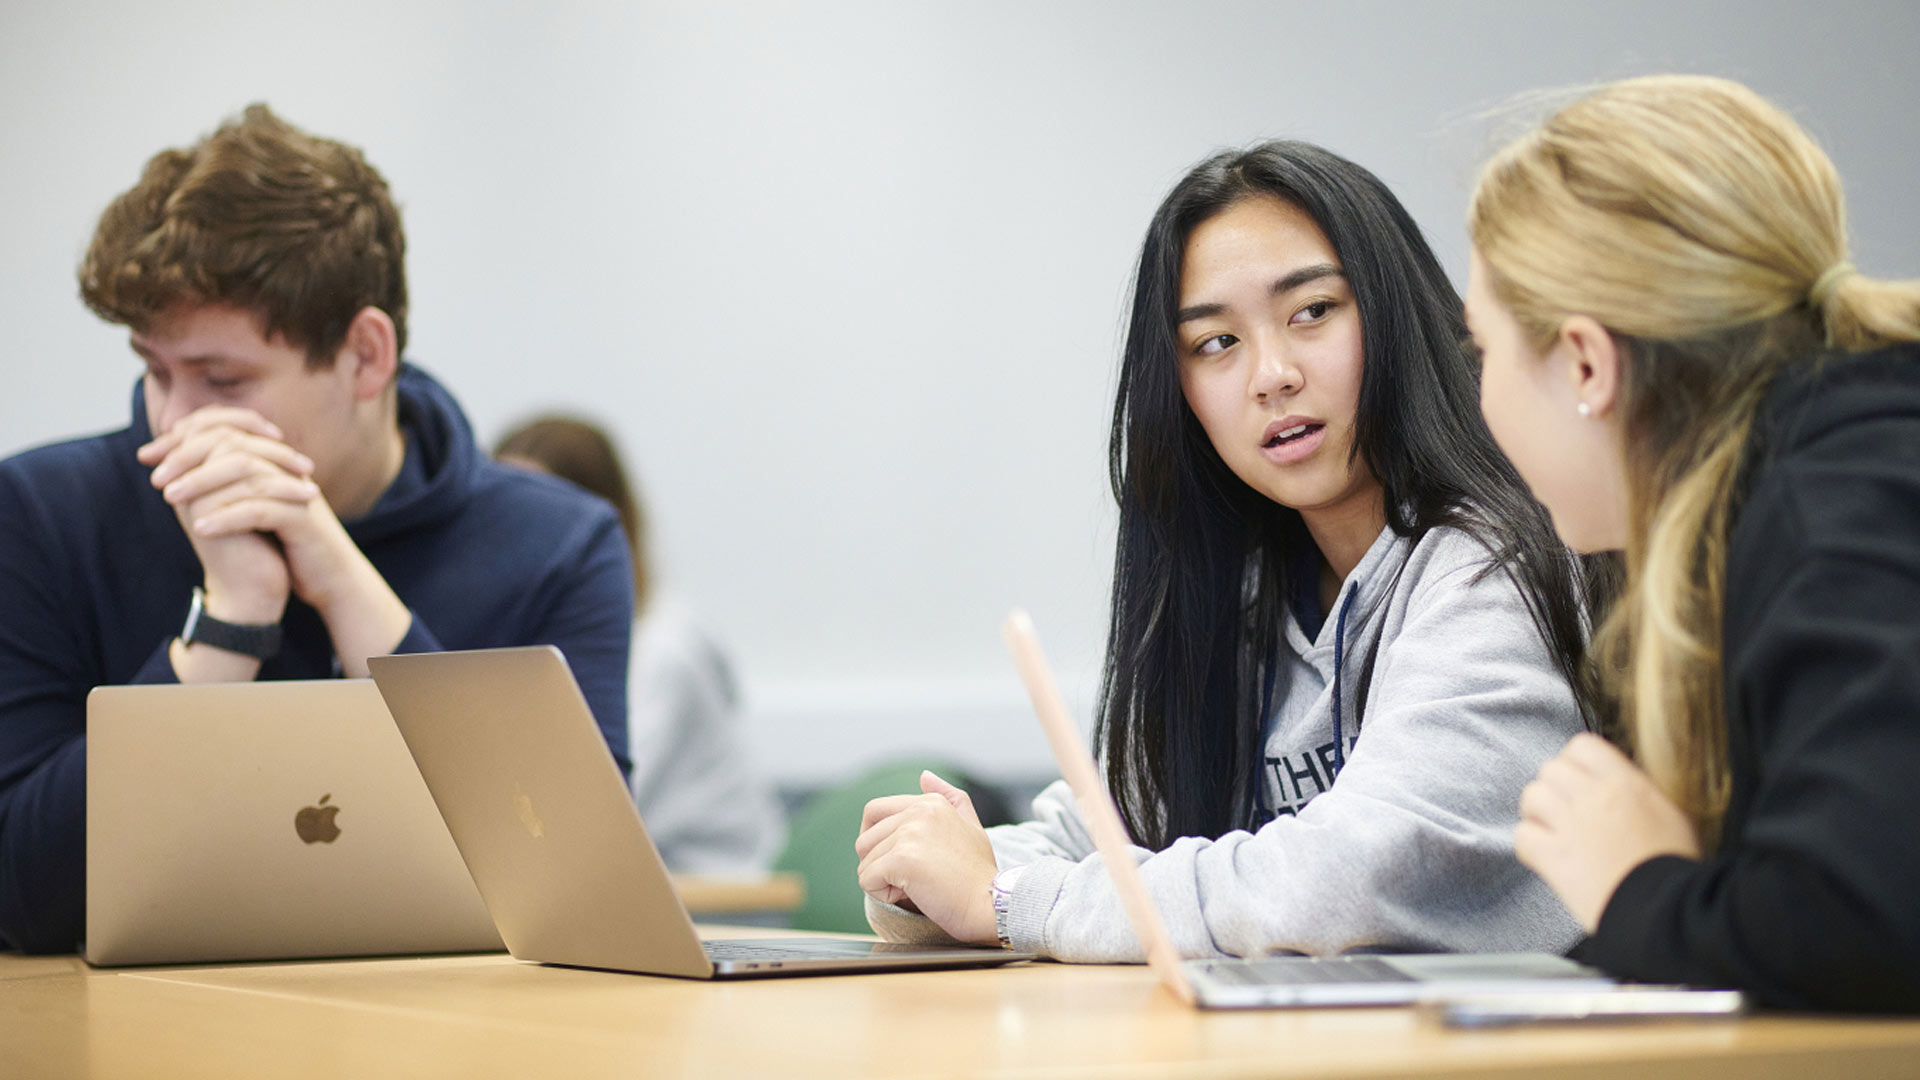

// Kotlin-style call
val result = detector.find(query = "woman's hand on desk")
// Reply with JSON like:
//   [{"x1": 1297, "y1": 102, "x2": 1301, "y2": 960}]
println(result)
[
  {"x1": 855, "y1": 771, "x2": 1000, "y2": 946},
  {"x1": 1515, "y1": 733, "x2": 1703, "y2": 932}
]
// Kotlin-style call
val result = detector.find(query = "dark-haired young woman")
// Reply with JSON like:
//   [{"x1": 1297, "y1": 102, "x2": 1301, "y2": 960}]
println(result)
[{"x1": 853, "y1": 141, "x2": 1609, "y2": 961}]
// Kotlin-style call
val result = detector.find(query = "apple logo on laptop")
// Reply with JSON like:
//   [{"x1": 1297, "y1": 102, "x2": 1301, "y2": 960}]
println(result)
[
  {"x1": 295, "y1": 794, "x2": 342, "y2": 844},
  {"x1": 512, "y1": 784, "x2": 545, "y2": 839}
]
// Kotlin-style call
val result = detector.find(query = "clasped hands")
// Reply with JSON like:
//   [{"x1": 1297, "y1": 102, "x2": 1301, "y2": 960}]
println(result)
[
  {"x1": 1516, "y1": 732, "x2": 1703, "y2": 932},
  {"x1": 855, "y1": 770, "x2": 1001, "y2": 946},
  {"x1": 141, "y1": 405, "x2": 408, "y2": 677}
]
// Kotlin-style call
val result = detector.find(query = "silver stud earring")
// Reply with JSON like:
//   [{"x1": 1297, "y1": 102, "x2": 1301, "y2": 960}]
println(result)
[{"x1": 1576, "y1": 402, "x2": 1592, "y2": 418}]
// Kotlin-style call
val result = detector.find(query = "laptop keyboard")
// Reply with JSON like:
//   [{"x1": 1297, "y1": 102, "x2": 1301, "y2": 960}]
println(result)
[{"x1": 1197, "y1": 956, "x2": 1414, "y2": 986}]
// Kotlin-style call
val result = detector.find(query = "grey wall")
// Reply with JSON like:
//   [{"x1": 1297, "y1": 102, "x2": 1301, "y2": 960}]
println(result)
[{"x1": 4, "y1": 1, "x2": 1916, "y2": 784}]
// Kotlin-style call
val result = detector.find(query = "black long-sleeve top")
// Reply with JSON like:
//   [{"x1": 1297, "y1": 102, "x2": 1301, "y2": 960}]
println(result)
[{"x1": 1580, "y1": 342, "x2": 1920, "y2": 1011}]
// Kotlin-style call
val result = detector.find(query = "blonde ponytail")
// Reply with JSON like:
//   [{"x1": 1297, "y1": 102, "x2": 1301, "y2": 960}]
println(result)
[{"x1": 1818, "y1": 269, "x2": 1920, "y2": 353}]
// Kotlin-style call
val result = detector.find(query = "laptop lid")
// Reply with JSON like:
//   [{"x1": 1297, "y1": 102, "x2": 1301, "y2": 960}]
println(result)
[
  {"x1": 1000, "y1": 610, "x2": 1197, "y2": 1003},
  {"x1": 85, "y1": 679, "x2": 502, "y2": 966},
  {"x1": 368, "y1": 646, "x2": 715, "y2": 978},
  {"x1": 370, "y1": 646, "x2": 1028, "y2": 980}
]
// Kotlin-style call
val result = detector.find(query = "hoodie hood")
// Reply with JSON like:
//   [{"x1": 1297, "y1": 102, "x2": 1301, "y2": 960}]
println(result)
[{"x1": 352, "y1": 363, "x2": 480, "y2": 544}]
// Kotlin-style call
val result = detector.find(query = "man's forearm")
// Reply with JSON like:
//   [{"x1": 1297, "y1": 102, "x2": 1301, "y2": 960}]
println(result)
[
  {"x1": 310, "y1": 555, "x2": 412, "y2": 677},
  {"x1": 167, "y1": 637, "x2": 264, "y2": 683}
]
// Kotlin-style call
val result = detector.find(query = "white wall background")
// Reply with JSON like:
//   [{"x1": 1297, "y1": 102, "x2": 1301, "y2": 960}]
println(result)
[{"x1": 4, "y1": 1, "x2": 1917, "y2": 786}]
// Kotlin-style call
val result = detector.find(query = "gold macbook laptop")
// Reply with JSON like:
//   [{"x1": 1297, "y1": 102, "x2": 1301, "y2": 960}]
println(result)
[
  {"x1": 368, "y1": 645, "x2": 1030, "y2": 979},
  {"x1": 85, "y1": 680, "x2": 503, "y2": 966}
]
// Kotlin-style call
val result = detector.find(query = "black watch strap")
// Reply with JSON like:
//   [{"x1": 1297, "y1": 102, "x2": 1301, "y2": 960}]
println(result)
[{"x1": 180, "y1": 587, "x2": 284, "y2": 660}]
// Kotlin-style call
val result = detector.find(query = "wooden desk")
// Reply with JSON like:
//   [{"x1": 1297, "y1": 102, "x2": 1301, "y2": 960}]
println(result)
[{"x1": 4, "y1": 927, "x2": 1919, "y2": 1079}]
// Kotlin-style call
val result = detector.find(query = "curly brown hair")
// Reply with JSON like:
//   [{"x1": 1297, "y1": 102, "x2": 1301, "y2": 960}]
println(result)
[{"x1": 79, "y1": 103, "x2": 408, "y2": 368}]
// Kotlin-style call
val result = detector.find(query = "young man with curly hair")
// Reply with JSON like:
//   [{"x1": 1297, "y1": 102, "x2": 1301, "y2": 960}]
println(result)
[{"x1": 0, "y1": 106, "x2": 635, "y2": 952}]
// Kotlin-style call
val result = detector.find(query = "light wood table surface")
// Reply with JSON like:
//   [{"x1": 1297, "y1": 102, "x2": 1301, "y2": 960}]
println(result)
[{"x1": 4, "y1": 926, "x2": 1919, "y2": 1079}]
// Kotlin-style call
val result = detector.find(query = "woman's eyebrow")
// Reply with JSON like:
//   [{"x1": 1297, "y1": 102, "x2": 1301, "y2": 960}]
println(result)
[
  {"x1": 1272, "y1": 262, "x2": 1341, "y2": 297},
  {"x1": 1177, "y1": 263, "x2": 1345, "y2": 325}
]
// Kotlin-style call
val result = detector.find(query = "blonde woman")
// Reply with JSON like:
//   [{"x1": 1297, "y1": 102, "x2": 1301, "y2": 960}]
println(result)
[{"x1": 1464, "y1": 74, "x2": 1920, "y2": 1010}]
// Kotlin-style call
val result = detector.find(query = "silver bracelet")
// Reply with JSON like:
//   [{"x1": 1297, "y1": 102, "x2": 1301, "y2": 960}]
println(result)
[{"x1": 989, "y1": 866, "x2": 1025, "y2": 950}]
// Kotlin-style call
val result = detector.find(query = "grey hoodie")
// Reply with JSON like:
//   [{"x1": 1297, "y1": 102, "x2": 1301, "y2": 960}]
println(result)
[{"x1": 869, "y1": 523, "x2": 1586, "y2": 961}]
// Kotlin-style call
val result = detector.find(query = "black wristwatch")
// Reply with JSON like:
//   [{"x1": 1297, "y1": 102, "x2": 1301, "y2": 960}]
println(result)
[{"x1": 179, "y1": 587, "x2": 284, "y2": 660}]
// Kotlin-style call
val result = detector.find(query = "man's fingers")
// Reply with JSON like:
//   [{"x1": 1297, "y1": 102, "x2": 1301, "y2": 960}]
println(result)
[
  {"x1": 138, "y1": 408, "x2": 285, "y2": 463},
  {"x1": 191, "y1": 497, "x2": 310, "y2": 539},
  {"x1": 150, "y1": 428, "x2": 314, "y2": 488},
  {"x1": 164, "y1": 455, "x2": 319, "y2": 508},
  {"x1": 184, "y1": 475, "x2": 321, "y2": 520},
  {"x1": 162, "y1": 428, "x2": 313, "y2": 485}
]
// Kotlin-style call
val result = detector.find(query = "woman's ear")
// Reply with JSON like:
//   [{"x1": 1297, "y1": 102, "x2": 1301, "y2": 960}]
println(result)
[
  {"x1": 339, "y1": 307, "x2": 400, "y2": 402},
  {"x1": 1555, "y1": 315, "x2": 1622, "y2": 419}
]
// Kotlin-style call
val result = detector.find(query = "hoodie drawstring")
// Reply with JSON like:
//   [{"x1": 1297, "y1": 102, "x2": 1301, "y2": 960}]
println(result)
[
  {"x1": 1330, "y1": 584, "x2": 1359, "y2": 776},
  {"x1": 1252, "y1": 582, "x2": 1361, "y2": 829}
]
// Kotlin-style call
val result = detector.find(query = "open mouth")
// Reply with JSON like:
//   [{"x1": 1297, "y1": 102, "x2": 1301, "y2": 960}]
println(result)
[{"x1": 1263, "y1": 423, "x2": 1324, "y2": 449}]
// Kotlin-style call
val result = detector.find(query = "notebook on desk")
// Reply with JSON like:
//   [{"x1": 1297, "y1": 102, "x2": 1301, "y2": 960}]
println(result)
[
  {"x1": 85, "y1": 679, "x2": 503, "y2": 966},
  {"x1": 999, "y1": 608, "x2": 1618, "y2": 1008},
  {"x1": 368, "y1": 645, "x2": 1030, "y2": 979}
]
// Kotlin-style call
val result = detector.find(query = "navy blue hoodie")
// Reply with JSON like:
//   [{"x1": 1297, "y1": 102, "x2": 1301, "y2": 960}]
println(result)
[{"x1": 0, "y1": 364, "x2": 634, "y2": 953}]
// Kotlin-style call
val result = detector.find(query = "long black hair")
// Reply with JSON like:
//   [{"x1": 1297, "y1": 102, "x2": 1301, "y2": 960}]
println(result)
[{"x1": 1098, "y1": 140, "x2": 1615, "y2": 849}]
